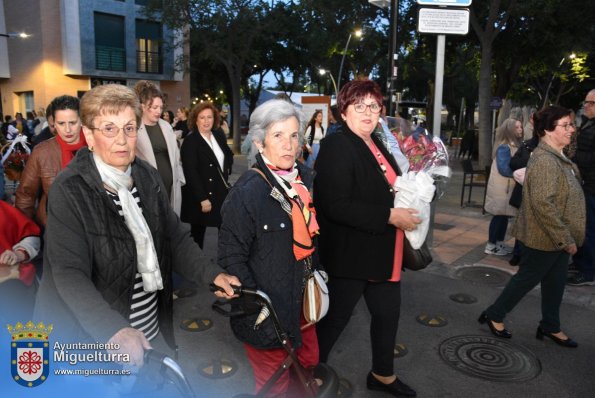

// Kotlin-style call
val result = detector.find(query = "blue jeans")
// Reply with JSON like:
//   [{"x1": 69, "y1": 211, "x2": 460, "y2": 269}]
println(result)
[
  {"x1": 305, "y1": 142, "x2": 320, "y2": 169},
  {"x1": 573, "y1": 192, "x2": 595, "y2": 279},
  {"x1": 488, "y1": 215, "x2": 509, "y2": 244}
]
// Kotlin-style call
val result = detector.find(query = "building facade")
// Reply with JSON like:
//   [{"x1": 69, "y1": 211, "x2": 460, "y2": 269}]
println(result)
[{"x1": 0, "y1": 0, "x2": 190, "y2": 118}]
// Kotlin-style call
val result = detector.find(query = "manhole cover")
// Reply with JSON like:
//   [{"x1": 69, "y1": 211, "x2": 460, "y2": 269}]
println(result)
[
  {"x1": 394, "y1": 343, "x2": 408, "y2": 358},
  {"x1": 416, "y1": 314, "x2": 448, "y2": 327},
  {"x1": 449, "y1": 293, "x2": 478, "y2": 304},
  {"x1": 180, "y1": 318, "x2": 213, "y2": 332},
  {"x1": 439, "y1": 335, "x2": 541, "y2": 382},
  {"x1": 198, "y1": 358, "x2": 238, "y2": 379},
  {"x1": 456, "y1": 266, "x2": 511, "y2": 286}
]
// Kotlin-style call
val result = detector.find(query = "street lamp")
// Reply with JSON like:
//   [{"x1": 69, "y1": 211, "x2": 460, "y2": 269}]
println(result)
[
  {"x1": 0, "y1": 32, "x2": 30, "y2": 39},
  {"x1": 337, "y1": 29, "x2": 362, "y2": 93},
  {"x1": 319, "y1": 69, "x2": 338, "y2": 98}
]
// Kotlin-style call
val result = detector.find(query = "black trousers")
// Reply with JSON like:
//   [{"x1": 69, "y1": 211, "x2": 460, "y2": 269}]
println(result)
[
  {"x1": 190, "y1": 224, "x2": 207, "y2": 249},
  {"x1": 317, "y1": 277, "x2": 401, "y2": 376},
  {"x1": 486, "y1": 242, "x2": 569, "y2": 333}
]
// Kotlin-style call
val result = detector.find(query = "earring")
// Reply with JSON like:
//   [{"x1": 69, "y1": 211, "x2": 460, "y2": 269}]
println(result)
[
  {"x1": 89, "y1": 146, "x2": 94, "y2": 152},
  {"x1": 258, "y1": 149, "x2": 263, "y2": 154}
]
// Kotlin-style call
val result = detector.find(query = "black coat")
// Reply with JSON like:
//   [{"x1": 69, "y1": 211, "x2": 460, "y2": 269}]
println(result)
[
  {"x1": 180, "y1": 128, "x2": 234, "y2": 226},
  {"x1": 314, "y1": 125, "x2": 401, "y2": 280},
  {"x1": 217, "y1": 155, "x2": 319, "y2": 349},
  {"x1": 34, "y1": 148, "x2": 221, "y2": 348}
]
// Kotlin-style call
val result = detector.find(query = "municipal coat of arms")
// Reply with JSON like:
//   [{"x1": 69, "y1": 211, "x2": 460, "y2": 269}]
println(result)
[{"x1": 8, "y1": 321, "x2": 53, "y2": 387}]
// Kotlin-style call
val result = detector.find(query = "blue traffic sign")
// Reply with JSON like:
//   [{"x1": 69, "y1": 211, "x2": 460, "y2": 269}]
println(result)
[
  {"x1": 489, "y1": 96, "x2": 503, "y2": 110},
  {"x1": 417, "y1": 0, "x2": 472, "y2": 6}
]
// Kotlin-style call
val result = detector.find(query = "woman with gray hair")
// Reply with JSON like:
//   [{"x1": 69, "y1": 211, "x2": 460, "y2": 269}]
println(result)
[
  {"x1": 35, "y1": 84, "x2": 238, "y2": 379},
  {"x1": 216, "y1": 99, "x2": 322, "y2": 395}
]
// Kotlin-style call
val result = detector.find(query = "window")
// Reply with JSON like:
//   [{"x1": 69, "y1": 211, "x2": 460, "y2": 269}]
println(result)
[
  {"x1": 94, "y1": 13, "x2": 126, "y2": 71},
  {"x1": 136, "y1": 20, "x2": 162, "y2": 74}
]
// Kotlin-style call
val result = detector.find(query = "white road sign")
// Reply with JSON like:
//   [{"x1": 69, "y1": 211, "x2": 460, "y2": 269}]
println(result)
[{"x1": 418, "y1": 7, "x2": 469, "y2": 35}]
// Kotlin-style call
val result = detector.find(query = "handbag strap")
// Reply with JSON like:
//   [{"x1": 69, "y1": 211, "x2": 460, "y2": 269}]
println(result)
[
  {"x1": 216, "y1": 163, "x2": 231, "y2": 189},
  {"x1": 251, "y1": 167, "x2": 273, "y2": 188}
]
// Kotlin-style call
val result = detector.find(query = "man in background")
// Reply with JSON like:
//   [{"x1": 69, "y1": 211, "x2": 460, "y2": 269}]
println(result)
[{"x1": 569, "y1": 89, "x2": 595, "y2": 286}]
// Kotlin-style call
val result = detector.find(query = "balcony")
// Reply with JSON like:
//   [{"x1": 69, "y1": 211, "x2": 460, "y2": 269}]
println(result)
[{"x1": 96, "y1": 46, "x2": 126, "y2": 72}]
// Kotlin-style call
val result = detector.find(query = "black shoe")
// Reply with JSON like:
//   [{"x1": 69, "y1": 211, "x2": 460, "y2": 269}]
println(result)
[
  {"x1": 367, "y1": 372, "x2": 416, "y2": 397},
  {"x1": 536, "y1": 327, "x2": 578, "y2": 348},
  {"x1": 477, "y1": 312, "x2": 512, "y2": 338}
]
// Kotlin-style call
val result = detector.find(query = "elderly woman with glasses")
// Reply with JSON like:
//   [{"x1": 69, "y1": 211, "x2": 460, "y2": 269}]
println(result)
[
  {"x1": 35, "y1": 84, "x2": 239, "y2": 374},
  {"x1": 479, "y1": 106, "x2": 584, "y2": 348},
  {"x1": 314, "y1": 79, "x2": 420, "y2": 397}
]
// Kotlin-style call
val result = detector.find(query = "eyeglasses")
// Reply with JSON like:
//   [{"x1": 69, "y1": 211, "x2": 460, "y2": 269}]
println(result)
[
  {"x1": 583, "y1": 100, "x2": 595, "y2": 107},
  {"x1": 555, "y1": 123, "x2": 576, "y2": 131},
  {"x1": 92, "y1": 124, "x2": 138, "y2": 138},
  {"x1": 353, "y1": 102, "x2": 382, "y2": 114}
]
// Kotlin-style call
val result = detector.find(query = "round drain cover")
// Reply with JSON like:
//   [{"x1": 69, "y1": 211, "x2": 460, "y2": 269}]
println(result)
[
  {"x1": 180, "y1": 318, "x2": 213, "y2": 332},
  {"x1": 336, "y1": 378, "x2": 353, "y2": 397},
  {"x1": 198, "y1": 358, "x2": 238, "y2": 379},
  {"x1": 394, "y1": 343, "x2": 408, "y2": 358},
  {"x1": 449, "y1": 293, "x2": 478, "y2": 304},
  {"x1": 439, "y1": 335, "x2": 541, "y2": 382},
  {"x1": 416, "y1": 314, "x2": 448, "y2": 327},
  {"x1": 456, "y1": 266, "x2": 511, "y2": 286}
]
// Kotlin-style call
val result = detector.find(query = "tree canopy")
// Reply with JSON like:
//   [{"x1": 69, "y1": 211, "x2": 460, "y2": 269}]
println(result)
[{"x1": 145, "y1": 0, "x2": 594, "y2": 158}]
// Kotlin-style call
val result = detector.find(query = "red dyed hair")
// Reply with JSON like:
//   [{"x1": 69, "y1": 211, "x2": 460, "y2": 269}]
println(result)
[{"x1": 337, "y1": 79, "x2": 383, "y2": 116}]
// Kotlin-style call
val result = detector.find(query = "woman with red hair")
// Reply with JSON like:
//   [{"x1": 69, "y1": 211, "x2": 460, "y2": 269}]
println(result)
[{"x1": 314, "y1": 79, "x2": 419, "y2": 397}]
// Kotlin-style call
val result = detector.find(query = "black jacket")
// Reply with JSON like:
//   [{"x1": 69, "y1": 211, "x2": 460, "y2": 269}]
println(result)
[
  {"x1": 180, "y1": 128, "x2": 234, "y2": 226},
  {"x1": 508, "y1": 136, "x2": 539, "y2": 208},
  {"x1": 217, "y1": 155, "x2": 318, "y2": 349},
  {"x1": 34, "y1": 148, "x2": 221, "y2": 348},
  {"x1": 575, "y1": 116, "x2": 595, "y2": 195},
  {"x1": 314, "y1": 125, "x2": 401, "y2": 280}
]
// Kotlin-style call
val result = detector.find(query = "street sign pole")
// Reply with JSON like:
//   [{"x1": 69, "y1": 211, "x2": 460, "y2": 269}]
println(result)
[{"x1": 432, "y1": 34, "x2": 445, "y2": 139}]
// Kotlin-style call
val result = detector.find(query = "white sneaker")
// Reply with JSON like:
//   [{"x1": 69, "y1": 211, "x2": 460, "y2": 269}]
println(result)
[
  {"x1": 485, "y1": 243, "x2": 508, "y2": 256},
  {"x1": 497, "y1": 241, "x2": 513, "y2": 254}
]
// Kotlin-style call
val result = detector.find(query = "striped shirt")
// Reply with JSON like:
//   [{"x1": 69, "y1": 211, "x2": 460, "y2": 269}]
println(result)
[{"x1": 106, "y1": 186, "x2": 160, "y2": 341}]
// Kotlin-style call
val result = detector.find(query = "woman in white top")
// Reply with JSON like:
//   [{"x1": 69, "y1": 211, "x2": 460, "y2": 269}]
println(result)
[
  {"x1": 180, "y1": 102, "x2": 234, "y2": 248},
  {"x1": 304, "y1": 109, "x2": 324, "y2": 168},
  {"x1": 133, "y1": 80, "x2": 185, "y2": 215}
]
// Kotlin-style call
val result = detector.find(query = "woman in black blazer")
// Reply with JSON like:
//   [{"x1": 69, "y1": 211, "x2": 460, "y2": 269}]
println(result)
[
  {"x1": 314, "y1": 79, "x2": 420, "y2": 397},
  {"x1": 180, "y1": 102, "x2": 233, "y2": 248}
]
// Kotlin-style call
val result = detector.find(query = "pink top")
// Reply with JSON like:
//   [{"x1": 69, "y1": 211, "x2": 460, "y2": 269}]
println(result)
[{"x1": 367, "y1": 140, "x2": 403, "y2": 282}]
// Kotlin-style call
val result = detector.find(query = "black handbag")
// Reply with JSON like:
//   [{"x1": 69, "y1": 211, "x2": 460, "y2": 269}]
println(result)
[
  {"x1": 402, "y1": 238, "x2": 433, "y2": 271},
  {"x1": 509, "y1": 182, "x2": 523, "y2": 209}
]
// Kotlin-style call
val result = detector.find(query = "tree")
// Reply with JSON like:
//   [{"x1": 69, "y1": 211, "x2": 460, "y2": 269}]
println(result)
[
  {"x1": 146, "y1": 0, "x2": 291, "y2": 152},
  {"x1": 470, "y1": 0, "x2": 517, "y2": 168}
]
